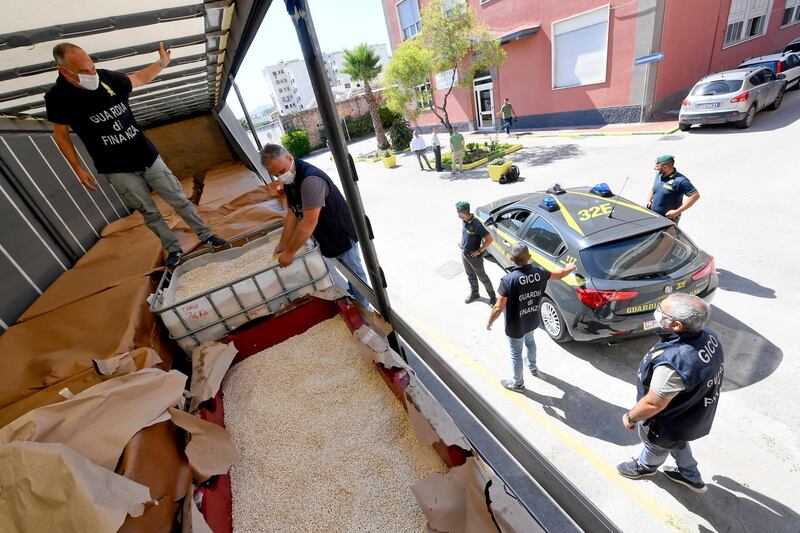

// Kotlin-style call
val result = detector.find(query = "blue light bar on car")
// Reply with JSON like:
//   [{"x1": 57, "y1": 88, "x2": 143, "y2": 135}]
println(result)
[
  {"x1": 590, "y1": 183, "x2": 613, "y2": 197},
  {"x1": 539, "y1": 195, "x2": 559, "y2": 212}
]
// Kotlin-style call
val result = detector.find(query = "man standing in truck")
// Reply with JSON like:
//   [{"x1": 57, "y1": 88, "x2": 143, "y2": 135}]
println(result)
[
  {"x1": 260, "y1": 143, "x2": 370, "y2": 308},
  {"x1": 45, "y1": 42, "x2": 226, "y2": 266}
]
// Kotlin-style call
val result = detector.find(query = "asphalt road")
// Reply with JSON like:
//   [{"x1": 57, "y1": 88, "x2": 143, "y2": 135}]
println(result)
[{"x1": 305, "y1": 91, "x2": 800, "y2": 532}]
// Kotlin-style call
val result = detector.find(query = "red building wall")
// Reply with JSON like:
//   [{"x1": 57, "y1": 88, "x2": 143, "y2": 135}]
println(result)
[
  {"x1": 384, "y1": 0, "x2": 642, "y2": 129},
  {"x1": 656, "y1": 0, "x2": 800, "y2": 107}
]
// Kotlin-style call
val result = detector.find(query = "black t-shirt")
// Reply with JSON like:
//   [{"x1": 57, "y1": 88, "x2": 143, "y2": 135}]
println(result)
[
  {"x1": 650, "y1": 170, "x2": 696, "y2": 215},
  {"x1": 44, "y1": 69, "x2": 158, "y2": 173},
  {"x1": 461, "y1": 216, "x2": 489, "y2": 253},
  {"x1": 498, "y1": 264, "x2": 551, "y2": 338}
]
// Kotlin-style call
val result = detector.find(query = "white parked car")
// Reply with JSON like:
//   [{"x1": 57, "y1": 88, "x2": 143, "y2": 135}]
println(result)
[
  {"x1": 678, "y1": 67, "x2": 787, "y2": 131},
  {"x1": 739, "y1": 52, "x2": 800, "y2": 89}
]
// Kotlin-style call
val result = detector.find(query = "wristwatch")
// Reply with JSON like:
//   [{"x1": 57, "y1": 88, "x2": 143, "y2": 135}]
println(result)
[{"x1": 624, "y1": 412, "x2": 635, "y2": 424}]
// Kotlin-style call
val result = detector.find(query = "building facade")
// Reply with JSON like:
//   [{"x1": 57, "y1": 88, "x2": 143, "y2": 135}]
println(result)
[
  {"x1": 381, "y1": 0, "x2": 800, "y2": 130},
  {"x1": 263, "y1": 44, "x2": 392, "y2": 114},
  {"x1": 262, "y1": 61, "x2": 308, "y2": 115}
]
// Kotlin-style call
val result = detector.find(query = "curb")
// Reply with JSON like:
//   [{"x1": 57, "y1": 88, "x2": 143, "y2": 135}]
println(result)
[{"x1": 514, "y1": 125, "x2": 680, "y2": 139}]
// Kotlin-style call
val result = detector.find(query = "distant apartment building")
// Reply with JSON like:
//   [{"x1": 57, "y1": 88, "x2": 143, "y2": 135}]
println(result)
[
  {"x1": 382, "y1": 0, "x2": 800, "y2": 130},
  {"x1": 263, "y1": 44, "x2": 392, "y2": 114}
]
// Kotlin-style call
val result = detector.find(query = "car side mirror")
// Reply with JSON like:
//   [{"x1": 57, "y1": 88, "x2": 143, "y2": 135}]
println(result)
[
  {"x1": 778, "y1": 73, "x2": 787, "y2": 80},
  {"x1": 484, "y1": 216, "x2": 494, "y2": 226}
]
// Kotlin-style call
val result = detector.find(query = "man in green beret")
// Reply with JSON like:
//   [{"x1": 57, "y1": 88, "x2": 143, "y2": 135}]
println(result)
[
  {"x1": 456, "y1": 201, "x2": 496, "y2": 305},
  {"x1": 645, "y1": 155, "x2": 700, "y2": 224}
]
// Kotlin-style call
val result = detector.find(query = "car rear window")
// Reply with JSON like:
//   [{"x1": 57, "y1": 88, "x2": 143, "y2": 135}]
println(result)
[
  {"x1": 690, "y1": 80, "x2": 744, "y2": 95},
  {"x1": 579, "y1": 226, "x2": 697, "y2": 280},
  {"x1": 740, "y1": 60, "x2": 778, "y2": 72}
]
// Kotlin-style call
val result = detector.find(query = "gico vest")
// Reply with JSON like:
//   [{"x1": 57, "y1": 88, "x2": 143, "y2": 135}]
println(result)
[
  {"x1": 284, "y1": 159, "x2": 358, "y2": 258},
  {"x1": 636, "y1": 328, "x2": 724, "y2": 442},
  {"x1": 501, "y1": 264, "x2": 549, "y2": 338}
]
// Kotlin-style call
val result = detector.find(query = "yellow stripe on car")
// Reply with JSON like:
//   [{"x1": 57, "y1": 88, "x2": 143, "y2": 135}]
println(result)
[
  {"x1": 553, "y1": 196, "x2": 585, "y2": 236},
  {"x1": 569, "y1": 191, "x2": 658, "y2": 216},
  {"x1": 494, "y1": 228, "x2": 581, "y2": 287}
]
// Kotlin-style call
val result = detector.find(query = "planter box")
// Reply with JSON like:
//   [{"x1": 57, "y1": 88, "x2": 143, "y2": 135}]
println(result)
[
  {"x1": 382, "y1": 155, "x2": 397, "y2": 168},
  {"x1": 488, "y1": 161, "x2": 513, "y2": 182}
]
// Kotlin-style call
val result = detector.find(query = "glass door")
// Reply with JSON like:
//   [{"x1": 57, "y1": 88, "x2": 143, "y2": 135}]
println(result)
[{"x1": 474, "y1": 83, "x2": 495, "y2": 130}]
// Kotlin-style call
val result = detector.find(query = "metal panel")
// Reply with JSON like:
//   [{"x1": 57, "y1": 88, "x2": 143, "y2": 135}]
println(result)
[
  {"x1": 0, "y1": 135, "x2": 94, "y2": 255},
  {"x1": 0, "y1": 167, "x2": 71, "y2": 326}
]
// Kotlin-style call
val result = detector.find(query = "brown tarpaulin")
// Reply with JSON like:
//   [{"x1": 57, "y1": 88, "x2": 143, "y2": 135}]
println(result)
[
  {"x1": 117, "y1": 421, "x2": 193, "y2": 533},
  {"x1": 0, "y1": 277, "x2": 168, "y2": 410},
  {"x1": 0, "y1": 348, "x2": 165, "y2": 429},
  {"x1": 198, "y1": 163, "x2": 263, "y2": 207},
  {"x1": 18, "y1": 225, "x2": 165, "y2": 322}
]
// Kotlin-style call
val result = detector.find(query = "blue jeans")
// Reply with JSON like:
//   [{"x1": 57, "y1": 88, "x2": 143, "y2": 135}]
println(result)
[
  {"x1": 503, "y1": 117, "x2": 513, "y2": 134},
  {"x1": 507, "y1": 331, "x2": 537, "y2": 386},
  {"x1": 637, "y1": 423, "x2": 702, "y2": 483},
  {"x1": 323, "y1": 242, "x2": 371, "y2": 308}
]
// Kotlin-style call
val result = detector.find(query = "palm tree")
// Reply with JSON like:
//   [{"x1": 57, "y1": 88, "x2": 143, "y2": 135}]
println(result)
[{"x1": 341, "y1": 43, "x2": 389, "y2": 149}]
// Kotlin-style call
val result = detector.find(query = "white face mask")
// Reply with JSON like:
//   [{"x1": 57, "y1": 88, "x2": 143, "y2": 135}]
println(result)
[
  {"x1": 276, "y1": 159, "x2": 295, "y2": 184},
  {"x1": 66, "y1": 69, "x2": 100, "y2": 91}
]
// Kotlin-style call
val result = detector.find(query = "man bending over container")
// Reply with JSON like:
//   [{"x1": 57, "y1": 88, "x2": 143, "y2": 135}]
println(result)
[
  {"x1": 45, "y1": 43, "x2": 226, "y2": 266},
  {"x1": 486, "y1": 244, "x2": 575, "y2": 391},
  {"x1": 260, "y1": 144, "x2": 370, "y2": 308}
]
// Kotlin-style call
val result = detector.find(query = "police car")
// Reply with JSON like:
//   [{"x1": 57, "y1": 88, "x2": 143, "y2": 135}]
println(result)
[{"x1": 475, "y1": 184, "x2": 718, "y2": 342}]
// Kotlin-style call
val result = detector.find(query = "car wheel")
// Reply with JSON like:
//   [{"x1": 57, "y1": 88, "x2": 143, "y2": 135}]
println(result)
[
  {"x1": 678, "y1": 122, "x2": 691, "y2": 131},
  {"x1": 736, "y1": 106, "x2": 756, "y2": 129},
  {"x1": 768, "y1": 90, "x2": 784, "y2": 110},
  {"x1": 540, "y1": 297, "x2": 572, "y2": 343}
]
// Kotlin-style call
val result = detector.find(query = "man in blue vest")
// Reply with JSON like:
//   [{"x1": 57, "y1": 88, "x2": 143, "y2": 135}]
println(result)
[
  {"x1": 486, "y1": 244, "x2": 575, "y2": 391},
  {"x1": 260, "y1": 144, "x2": 370, "y2": 308},
  {"x1": 617, "y1": 294, "x2": 724, "y2": 493},
  {"x1": 645, "y1": 155, "x2": 700, "y2": 224}
]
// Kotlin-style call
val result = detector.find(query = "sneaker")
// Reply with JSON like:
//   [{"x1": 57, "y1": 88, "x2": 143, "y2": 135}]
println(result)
[
  {"x1": 529, "y1": 367, "x2": 540, "y2": 377},
  {"x1": 488, "y1": 296, "x2": 497, "y2": 306},
  {"x1": 617, "y1": 459, "x2": 657, "y2": 479},
  {"x1": 501, "y1": 379, "x2": 525, "y2": 392},
  {"x1": 166, "y1": 251, "x2": 182, "y2": 267},
  {"x1": 204, "y1": 235, "x2": 228, "y2": 247},
  {"x1": 663, "y1": 467, "x2": 707, "y2": 493},
  {"x1": 464, "y1": 294, "x2": 480, "y2": 304}
]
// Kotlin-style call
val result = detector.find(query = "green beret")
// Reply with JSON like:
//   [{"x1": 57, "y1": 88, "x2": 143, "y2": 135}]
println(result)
[
  {"x1": 656, "y1": 155, "x2": 675, "y2": 164},
  {"x1": 455, "y1": 201, "x2": 470, "y2": 210}
]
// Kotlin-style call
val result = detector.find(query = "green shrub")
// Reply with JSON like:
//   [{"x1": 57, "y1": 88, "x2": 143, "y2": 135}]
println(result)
[
  {"x1": 281, "y1": 130, "x2": 311, "y2": 157},
  {"x1": 490, "y1": 157, "x2": 505, "y2": 165},
  {"x1": 388, "y1": 120, "x2": 413, "y2": 151},
  {"x1": 344, "y1": 113, "x2": 374, "y2": 138},
  {"x1": 379, "y1": 105, "x2": 402, "y2": 129}
]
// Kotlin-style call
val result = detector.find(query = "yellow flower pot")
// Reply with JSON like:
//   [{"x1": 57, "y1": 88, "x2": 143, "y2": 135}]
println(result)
[
  {"x1": 382, "y1": 155, "x2": 396, "y2": 168},
  {"x1": 488, "y1": 161, "x2": 513, "y2": 182}
]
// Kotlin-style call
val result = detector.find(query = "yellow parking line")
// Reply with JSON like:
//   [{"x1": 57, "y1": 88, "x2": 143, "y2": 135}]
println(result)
[{"x1": 407, "y1": 316, "x2": 690, "y2": 532}]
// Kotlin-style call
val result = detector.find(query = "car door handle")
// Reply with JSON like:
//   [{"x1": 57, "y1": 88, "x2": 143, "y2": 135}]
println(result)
[{"x1": 503, "y1": 240, "x2": 511, "y2": 246}]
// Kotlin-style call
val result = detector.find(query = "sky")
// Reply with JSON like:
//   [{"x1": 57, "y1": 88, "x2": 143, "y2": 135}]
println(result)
[{"x1": 226, "y1": 0, "x2": 393, "y2": 118}]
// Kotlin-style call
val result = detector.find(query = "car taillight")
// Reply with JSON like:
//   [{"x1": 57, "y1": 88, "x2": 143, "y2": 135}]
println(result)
[
  {"x1": 731, "y1": 91, "x2": 749, "y2": 103},
  {"x1": 576, "y1": 288, "x2": 639, "y2": 309},
  {"x1": 681, "y1": 99, "x2": 690, "y2": 107},
  {"x1": 692, "y1": 256, "x2": 716, "y2": 281},
  {"x1": 777, "y1": 61, "x2": 783, "y2": 74}
]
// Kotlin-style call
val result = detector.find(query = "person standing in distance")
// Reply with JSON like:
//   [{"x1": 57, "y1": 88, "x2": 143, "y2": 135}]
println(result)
[
  {"x1": 617, "y1": 294, "x2": 723, "y2": 493},
  {"x1": 456, "y1": 201, "x2": 496, "y2": 306},
  {"x1": 499, "y1": 98, "x2": 517, "y2": 135},
  {"x1": 410, "y1": 131, "x2": 433, "y2": 171},
  {"x1": 487, "y1": 244, "x2": 575, "y2": 391},
  {"x1": 645, "y1": 155, "x2": 700, "y2": 224},
  {"x1": 450, "y1": 126, "x2": 465, "y2": 174},
  {"x1": 45, "y1": 43, "x2": 226, "y2": 266},
  {"x1": 260, "y1": 144, "x2": 370, "y2": 308},
  {"x1": 431, "y1": 127, "x2": 443, "y2": 171}
]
